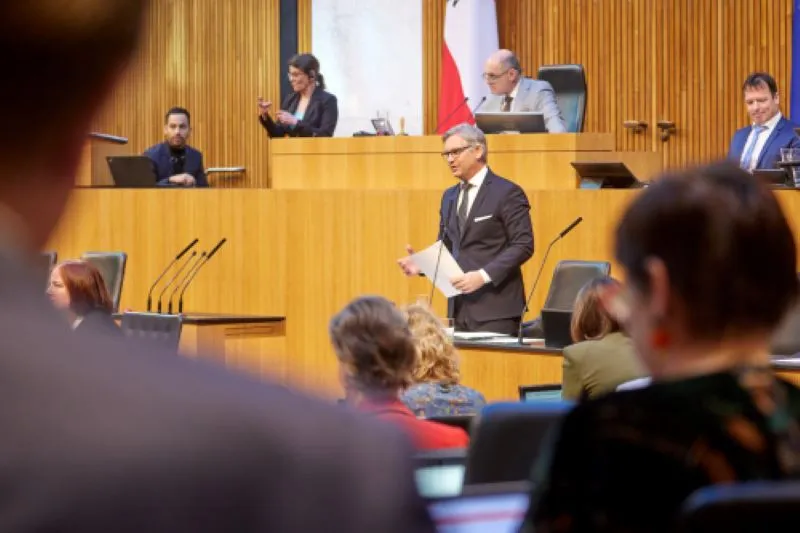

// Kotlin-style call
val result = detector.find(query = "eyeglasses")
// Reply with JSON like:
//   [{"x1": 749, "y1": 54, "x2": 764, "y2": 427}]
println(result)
[
  {"x1": 441, "y1": 145, "x2": 475, "y2": 159},
  {"x1": 482, "y1": 69, "x2": 510, "y2": 82}
]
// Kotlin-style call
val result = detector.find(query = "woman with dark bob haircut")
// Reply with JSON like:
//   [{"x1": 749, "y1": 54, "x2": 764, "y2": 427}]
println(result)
[
  {"x1": 47, "y1": 260, "x2": 121, "y2": 336},
  {"x1": 523, "y1": 161, "x2": 800, "y2": 533},
  {"x1": 257, "y1": 53, "x2": 338, "y2": 137}
]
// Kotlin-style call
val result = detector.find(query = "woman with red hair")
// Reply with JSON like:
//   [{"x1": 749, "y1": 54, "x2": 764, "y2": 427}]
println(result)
[{"x1": 47, "y1": 260, "x2": 120, "y2": 336}]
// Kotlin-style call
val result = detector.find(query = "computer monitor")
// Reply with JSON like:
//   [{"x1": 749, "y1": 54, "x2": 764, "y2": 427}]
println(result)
[
  {"x1": 475, "y1": 112, "x2": 546, "y2": 134},
  {"x1": 428, "y1": 490, "x2": 530, "y2": 532},
  {"x1": 414, "y1": 449, "x2": 467, "y2": 500},
  {"x1": 518, "y1": 384, "x2": 563, "y2": 402},
  {"x1": 541, "y1": 308, "x2": 573, "y2": 349},
  {"x1": 571, "y1": 161, "x2": 643, "y2": 189},
  {"x1": 106, "y1": 156, "x2": 158, "y2": 188},
  {"x1": 753, "y1": 168, "x2": 791, "y2": 188}
]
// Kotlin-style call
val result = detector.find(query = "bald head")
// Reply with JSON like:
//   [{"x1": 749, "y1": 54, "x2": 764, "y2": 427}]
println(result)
[{"x1": 484, "y1": 49, "x2": 522, "y2": 95}]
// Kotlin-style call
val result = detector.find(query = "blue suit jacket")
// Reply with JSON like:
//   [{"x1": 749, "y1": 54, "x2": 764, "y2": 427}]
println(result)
[
  {"x1": 728, "y1": 116, "x2": 800, "y2": 170},
  {"x1": 143, "y1": 142, "x2": 208, "y2": 187}
]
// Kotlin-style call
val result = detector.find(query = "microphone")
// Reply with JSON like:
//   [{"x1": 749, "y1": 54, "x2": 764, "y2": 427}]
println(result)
[
  {"x1": 146, "y1": 238, "x2": 198, "y2": 311},
  {"x1": 427, "y1": 199, "x2": 455, "y2": 306},
  {"x1": 517, "y1": 217, "x2": 584, "y2": 344},
  {"x1": 471, "y1": 96, "x2": 487, "y2": 115},
  {"x1": 435, "y1": 97, "x2": 469, "y2": 133},
  {"x1": 167, "y1": 251, "x2": 206, "y2": 314},
  {"x1": 156, "y1": 250, "x2": 197, "y2": 313},
  {"x1": 178, "y1": 238, "x2": 227, "y2": 313}
]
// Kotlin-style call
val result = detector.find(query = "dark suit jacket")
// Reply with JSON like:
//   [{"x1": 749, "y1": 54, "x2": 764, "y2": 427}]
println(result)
[
  {"x1": 260, "y1": 89, "x2": 338, "y2": 138},
  {"x1": 0, "y1": 252, "x2": 434, "y2": 533},
  {"x1": 727, "y1": 115, "x2": 800, "y2": 170},
  {"x1": 143, "y1": 142, "x2": 208, "y2": 187},
  {"x1": 441, "y1": 169, "x2": 534, "y2": 324},
  {"x1": 74, "y1": 309, "x2": 122, "y2": 338}
]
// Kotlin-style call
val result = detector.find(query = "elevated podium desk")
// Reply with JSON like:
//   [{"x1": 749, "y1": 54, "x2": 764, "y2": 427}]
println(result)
[{"x1": 270, "y1": 133, "x2": 662, "y2": 190}]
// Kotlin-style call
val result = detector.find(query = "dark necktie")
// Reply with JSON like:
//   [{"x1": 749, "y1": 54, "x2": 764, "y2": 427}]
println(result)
[
  {"x1": 457, "y1": 182, "x2": 472, "y2": 231},
  {"x1": 501, "y1": 95, "x2": 513, "y2": 112}
]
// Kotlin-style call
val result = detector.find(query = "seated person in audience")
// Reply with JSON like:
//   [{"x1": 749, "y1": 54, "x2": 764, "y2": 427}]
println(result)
[
  {"x1": 257, "y1": 53, "x2": 338, "y2": 137},
  {"x1": 330, "y1": 296, "x2": 470, "y2": 450},
  {"x1": 402, "y1": 304, "x2": 486, "y2": 417},
  {"x1": 481, "y1": 49, "x2": 566, "y2": 133},
  {"x1": 561, "y1": 276, "x2": 644, "y2": 401},
  {"x1": 728, "y1": 72, "x2": 800, "y2": 171},
  {"x1": 47, "y1": 261, "x2": 121, "y2": 336},
  {"x1": 522, "y1": 161, "x2": 800, "y2": 533},
  {"x1": 143, "y1": 107, "x2": 208, "y2": 187}
]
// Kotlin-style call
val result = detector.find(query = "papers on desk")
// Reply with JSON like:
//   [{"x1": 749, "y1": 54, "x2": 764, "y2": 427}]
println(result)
[
  {"x1": 453, "y1": 331, "x2": 508, "y2": 340},
  {"x1": 410, "y1": 241, "x2": 464, "y2": 298}
]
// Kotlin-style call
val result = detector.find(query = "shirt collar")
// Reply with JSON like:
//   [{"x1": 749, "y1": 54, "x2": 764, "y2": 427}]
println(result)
[
  {"x1": 71, "y1": 316, "x2": 84, "y2": 330},
  {"x1": 509, "y1": 79, "x2": 522, "y2": 99},
  {"x1": 465, "y1": 165, "x2": 489, "y2": 189},
  {"x1": 754, "y1": 111, "x2": 782, "y2": 131}
]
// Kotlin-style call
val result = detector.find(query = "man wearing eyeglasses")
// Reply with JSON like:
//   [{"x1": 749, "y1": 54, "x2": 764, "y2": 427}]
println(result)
[
  {"x1": 398, "y1": 123, "x2": 534, "y2": 335},
  {"x1": 481, "y1": 49, "x2": 567, "y2": 133}
]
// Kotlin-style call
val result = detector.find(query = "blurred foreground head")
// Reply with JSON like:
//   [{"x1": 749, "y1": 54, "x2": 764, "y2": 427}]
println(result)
[{"x1": 0, "y1": 1, "x2": 146, "y2": 249}]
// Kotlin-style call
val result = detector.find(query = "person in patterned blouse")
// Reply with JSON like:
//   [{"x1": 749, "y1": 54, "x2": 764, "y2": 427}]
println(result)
[
  {"x1": 522, "y1": 161, "x2": 800, "y2": 533},
  {"x1": 401, "y1": 304, "x2": 486, "y2": 418}
]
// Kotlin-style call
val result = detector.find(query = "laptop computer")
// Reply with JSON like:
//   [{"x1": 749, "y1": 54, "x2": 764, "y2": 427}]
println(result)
[
  {"x1": 518, "y1": 384, "x2": 563, "y2": 402},
  {"x1": 571, "y1": 161, "x2": 644, "y2": 189},
  {"x1": 428, "y1": 486, "x2": 530, "y2": 532},
  {"x1": 541, "y1": 308, "x2": 573, "y2": 349},
  {"x1": 106, "y1": 156, "x2": 158, "y2": 188},
  {"x1": 475, "y1": 112, "x2": 546, "y2": 134}
]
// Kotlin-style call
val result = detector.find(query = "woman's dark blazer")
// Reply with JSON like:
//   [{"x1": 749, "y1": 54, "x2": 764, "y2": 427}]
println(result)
[
  {"x1": 75, "y1": 309, "x2": 123, "y2": 338},
  {"x1": 259, "y1": 88, "x2": 338, "y2": 138}
]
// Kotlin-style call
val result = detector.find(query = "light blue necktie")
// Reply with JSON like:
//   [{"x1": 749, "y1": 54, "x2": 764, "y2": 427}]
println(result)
[{"x1": 740, "y1": 125, "x2": 767, "y2": 170}]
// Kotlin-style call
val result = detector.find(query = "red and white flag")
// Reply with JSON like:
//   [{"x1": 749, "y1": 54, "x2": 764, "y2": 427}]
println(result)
[{"x1": 437, "y1": 0, "x2": 499, "y2": 134}]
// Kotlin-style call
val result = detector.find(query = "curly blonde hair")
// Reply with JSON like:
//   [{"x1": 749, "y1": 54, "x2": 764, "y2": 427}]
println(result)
[{"x1": 404, "y1": 304, "x2": 460, "y2": 385}]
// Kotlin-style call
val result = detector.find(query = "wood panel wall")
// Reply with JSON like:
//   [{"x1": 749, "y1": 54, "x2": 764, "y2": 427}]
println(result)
[
  {"x1": 91, "y1": 0, "x2": 282, "y2": 188},
  {"x1": 423, "y1": 0, "x2": 793, "y2": 169}
]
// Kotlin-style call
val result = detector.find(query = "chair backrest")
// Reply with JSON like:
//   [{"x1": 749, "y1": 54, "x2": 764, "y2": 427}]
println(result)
[
  {"x1": 676, "y1": 481, "x2": 800, "y2": 532},
  {"x1": 120, "y1": 312, "x2": 183, "y2": 352},
  {"x1": 536, "y1": 64, "x2": 587, "y2": 133},
  {"x1": 543, "y1": 260, "x2": 611, "y2": 311},
  {"x1": 463, "y1": 401, "x2": 572, "y2": 485},
  {"x1": 39, "y1": 251, "x2": 57, "y2": 289},
  {"x1": 81, "y1": 252, "x2": 127, "y2": 313},
  {"x1": 428, "y1": 415, "x2": 476, "y2": 434},
  {"x1": 771, "y1": 296, "x2": 800, "y2": 356}
]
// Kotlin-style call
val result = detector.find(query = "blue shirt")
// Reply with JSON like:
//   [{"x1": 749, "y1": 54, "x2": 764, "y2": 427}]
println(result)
[{"x1": 401, "y1": 382, "x2": 486, "y2": 418}]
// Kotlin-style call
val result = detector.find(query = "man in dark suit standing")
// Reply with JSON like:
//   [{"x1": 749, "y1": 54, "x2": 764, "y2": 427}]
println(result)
[
  {"x1": 144, "y1": 107, "x2": 209, "y2": 187},
  {"x1": 728, "y1": 72, "x2": 800, "y2": 171},
  {"x1": 399, "y1": 123, "x2": 534, "y2": 335},
  {"x1": 0, "y1": 2, "x2": 434, "y2": 532}
]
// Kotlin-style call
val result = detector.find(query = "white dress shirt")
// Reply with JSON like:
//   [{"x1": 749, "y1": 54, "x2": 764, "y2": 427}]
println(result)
[
  {"x1": 741, "y1": 111, "x2": 782, "y2": 171},
  {"x1": 456, "y1": 165, "x2": 492, "y2": 283}
]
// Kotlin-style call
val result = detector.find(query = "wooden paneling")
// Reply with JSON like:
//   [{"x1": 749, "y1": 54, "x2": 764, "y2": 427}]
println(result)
[
  {"x1": 270, "y1": 134, "x2": 662, "y2": 189},
  {"x1": 423, "y1": 0, "x2": 793, "y2": 168},
  {"x1": 91, "y1": 0, "x2": 282, "y2": 188},
  {"x1": 298, "y1": 0, "x2": 312, "y2": 52},
  {"x1": 423, "y1": 0, "x2": 446, "y2": 135}
]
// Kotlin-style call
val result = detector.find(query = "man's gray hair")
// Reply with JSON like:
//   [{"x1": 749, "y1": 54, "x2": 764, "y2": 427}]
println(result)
[
  {"x1": 442, "y1": 123, "x2": 488, "y2": 160},
  {"x1": 503, "y1": 53, "x2": 523, "y2": 74}
]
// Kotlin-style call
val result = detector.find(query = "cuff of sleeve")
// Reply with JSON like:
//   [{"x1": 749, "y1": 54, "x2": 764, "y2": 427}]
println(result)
[{"x1": 479, "y1": 269, "x2": 492, "y2": 284}]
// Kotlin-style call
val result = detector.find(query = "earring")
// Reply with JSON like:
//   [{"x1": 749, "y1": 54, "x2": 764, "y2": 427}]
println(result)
[{"x1": 650, "y1": 317, "x2": 670, "y2": 349}]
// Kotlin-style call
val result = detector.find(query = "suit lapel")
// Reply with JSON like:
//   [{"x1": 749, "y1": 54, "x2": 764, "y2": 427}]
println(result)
[
  {"x1": 460, "y1": 170, "x2": 493, "y2": 241},
  {"x1": 512, "y1": 78, "x2": 531, "y2": 112},
  {"x1": 756, "y1": 117, "x2": 785, "y2": 167}
]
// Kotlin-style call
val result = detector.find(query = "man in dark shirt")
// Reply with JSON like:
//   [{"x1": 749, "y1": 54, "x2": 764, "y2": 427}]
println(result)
[{"x1": 143, "y1": 107, "x2": 208, "y2": 187}]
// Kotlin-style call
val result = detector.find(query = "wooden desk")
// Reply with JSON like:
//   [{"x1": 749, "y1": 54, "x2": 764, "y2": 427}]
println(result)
[{"x1": 270, "y1": 134, "x2": 662, "y2": 190}]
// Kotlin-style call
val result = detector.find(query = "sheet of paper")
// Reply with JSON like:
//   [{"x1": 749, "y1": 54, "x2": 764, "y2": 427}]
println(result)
[
  {"x1": 410, "y1": 240, "x2": 464, "y2": 298},
  {"x1": 453, "y1": 332, "x2": 509, "y2": 340}
]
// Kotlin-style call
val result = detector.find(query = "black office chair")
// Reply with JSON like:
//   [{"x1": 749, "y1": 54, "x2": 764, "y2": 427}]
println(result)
[
  {"x1": 676, "y1": 481, "x2": 800, "y2": 532},
  {"x1": 81, "y1": 251, "x2": 127, "y2": 313},
  {"x1": 428, "y1": 415, "x2": 476, "y2": 435},
  {"x1": 39, "y1": 251, "x2": 57, "y2": 289},
  {"x1": 462, "y1": 401, "x2": 573, "y2": 485},
  {"x1": 120, "y1": 312, "x2": 183, "y2": 352},
  {"x1": 521, "y1": 260, "x2": 611, "y2": 338},
  {"x1": 537, "y1": 64, "x2": 587, "y2": 133}
]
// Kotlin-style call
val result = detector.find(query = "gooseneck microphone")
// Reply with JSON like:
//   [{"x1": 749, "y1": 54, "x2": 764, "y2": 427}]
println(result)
[
  {"x1": 157, "y1": 250, "x2": 197, "y2": 314},
  {"x1": 168, "y1": 252, "x2": 206, "y2": 314},
  {"x1": 427, "y1": 199, "x2": 455, "y2": 306},
  {"x1": 178, "y1": 238, "x2": 227, "y2": 313},
  {"x1": 471, "y1": 96, "x2": 488, "y2": 115},
  {"x1": 435, "y1": 97, "x2": 469, "y2": 133},
  {"x1": 146, "y1": 238, "x2": 198, "y2": 311},
  {"x1": 517, "y1": 217, "x2": 584, "y2": 344}
]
